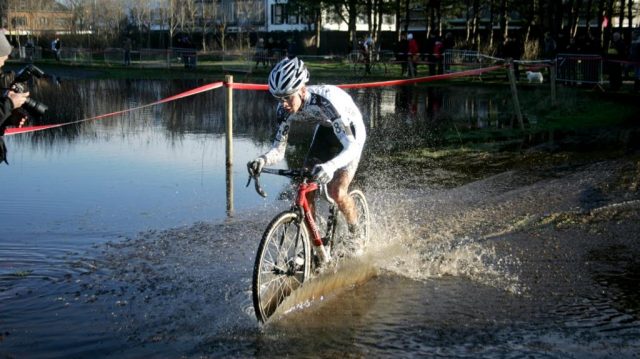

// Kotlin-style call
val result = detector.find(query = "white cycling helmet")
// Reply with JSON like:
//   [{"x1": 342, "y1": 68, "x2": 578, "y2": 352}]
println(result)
[{"x1": 268, "y1": 57, "x2": 309, "y2": 98}]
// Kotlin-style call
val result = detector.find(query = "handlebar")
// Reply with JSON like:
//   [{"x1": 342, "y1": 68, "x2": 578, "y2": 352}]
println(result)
[
  {"x1": 246, "y1": 168, "x2": 313, "y2": 198},
  {"x1": 246, "y1": 167, "x2": 334, "y2": 205}
]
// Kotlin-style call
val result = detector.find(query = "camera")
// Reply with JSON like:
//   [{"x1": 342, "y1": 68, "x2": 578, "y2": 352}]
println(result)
[{"x1": 9, "y1": 64, "x2": 49, "y2": 116}]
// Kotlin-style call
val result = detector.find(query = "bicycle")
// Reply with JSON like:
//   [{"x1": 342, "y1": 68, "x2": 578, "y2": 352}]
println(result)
[
  {"x1": 247, "y1": 167, "x2": 370, "y2": 323},
  {"x1": 348, "y1": 50, "x2": 388, "y2": 76}
]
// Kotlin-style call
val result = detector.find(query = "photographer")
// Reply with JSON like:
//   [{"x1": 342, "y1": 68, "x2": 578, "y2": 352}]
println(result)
[{"x1": 1, "y1": 32, "x2": 30, "y2": 164}]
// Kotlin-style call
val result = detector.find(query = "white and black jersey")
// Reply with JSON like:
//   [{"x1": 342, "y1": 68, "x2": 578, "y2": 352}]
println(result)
[{"x1": 261, "y1": 85, "x2": 366, "y2": 173}]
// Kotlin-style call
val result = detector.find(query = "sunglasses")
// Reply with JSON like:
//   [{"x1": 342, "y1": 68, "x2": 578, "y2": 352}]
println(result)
[{"x1": 278, "y1": 93, "x2": 298, "y2": 105}]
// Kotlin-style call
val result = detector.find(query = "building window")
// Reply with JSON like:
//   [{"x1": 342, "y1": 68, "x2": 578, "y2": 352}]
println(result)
[
  {"x1": 272, "y1": 4, "x2": 302, "y2": 25},
  {"x1": 55, "y1": 18, "x2": 68, "y2": 28},
  {"x1": 272, "y1": 4, "x2": 285, "y2": 25},
  {"x1": 11, "y1": 16, "x2": 28, "y2": 27},
  {"x1": 288, "y1": 8, "x2": 299, "y2": 24}
]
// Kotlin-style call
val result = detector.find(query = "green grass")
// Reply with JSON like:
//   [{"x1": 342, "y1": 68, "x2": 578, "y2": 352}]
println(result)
[{"x1": 541, "y1": 98, "x2": 638, "y2": 130}]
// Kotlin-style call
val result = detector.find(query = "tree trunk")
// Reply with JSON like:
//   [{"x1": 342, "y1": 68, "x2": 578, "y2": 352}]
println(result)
[
  {"x1": 376, "y1": 0, "x2": 383, "y2": 42},
  {"x1": 404, "y1": 0, "x2": 410, "y2": 35},
  {"x1": 566, "y1": 0, "x2": 575, "y2": 37},
  {"x1": 366, "y1": 0, "x2": 373, "y2": 35},
  {"x1": 628, "y1": 0, "x2": 634, "y2": 29},
  {"x1": 465, "y1": 0, "x2": 471, "y2": 44},
  {"x1": 349, "y1": 0, "x2": 358, "y2": 51},
  {"x1": 585, "y1": 0, "x2": 594, "y2": 34},
  {"x1": 489, "y1": 0, "x2": 495, "y2": 48},
  {"x1": 435, "y1": 0, "x2": 442, "y2": 36},
  {"x1": 598, "y1": 0, "x2": 606, "y2": 50},
  {"x1": 316, "y1": 10, "x2": 322, "y2": 49},
  {"x1": 472, "y1": 0, "x2": 479, "y2": 48},
  {"x1": 499, "y1": 0, "x2": 507, "y2": 43},
  {"x1": 395, "y1": 0, "x2": 401, "y2": 41},
  {"x1": 619, "y1": 0, "x2": 626, "y2": 30},
  {"x1": 572, "y1": 0, "x2": 584, "y2": 38}
]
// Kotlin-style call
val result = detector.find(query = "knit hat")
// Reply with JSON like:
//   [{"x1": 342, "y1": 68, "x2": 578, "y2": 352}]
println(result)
[{"x1": 0, "y1": 32, "x2": 12, "y2": 57}]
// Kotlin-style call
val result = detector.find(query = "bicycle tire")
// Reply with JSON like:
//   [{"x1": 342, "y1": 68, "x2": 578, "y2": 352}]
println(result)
[
  {"x1": 331, "y1": 189, "x2": 371, "y2": 258},
  {"x1": 252, "y1": 211, "x2": 311, "y2": 323},
  {"x1": 350, "y1": 189, "x2": 370, "y2": 245}
]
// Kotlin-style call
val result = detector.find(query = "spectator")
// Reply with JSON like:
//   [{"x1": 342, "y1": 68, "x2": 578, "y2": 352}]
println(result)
[
  {"x1": 442, "y1": 32, "x2": 455, "y2": 73},
  {"x1": 433, "y1": 36, "x2": 444, "y2": 74},
  {"x1": 123, "y1": 37, "x2": 132, "y2": 66},
  {"x1": 501, "y1": 35, "x2": 522, "y2": 81},
  {"x1": 1, "y1": 32, "x2": 30, "y2": 165},
  {"x1": 266, "y1": 37, "x2": 277, "y2": 65},
  {"x1": 254, "y1": 38, "x2": 267, "y2": 67},
  {"x1": 542, "y1": 32, "x2": 557, "y2": 59},
  {"x1": 424, "y1": 33, "x2": 436, "y2": 75},
  {"x1": 25, "y1": 38, "x2": 35, "y2": 62},
  {"x1": 363, "y1": 34, "x2": 374, "y2": 74},
  {"x1": 51, "y1": 37, "x2": 61, "y2": 61},
  {"x1": 286, "y1": 37, "x2": 297, "y2": 58},
  {"x1": 556, "y1": 32, "x2": 569, "y2": 55},
  {"x1": 564, "y1": 37, "x2": 580, "y2": 54},
  {"x1": 407, "y1": 33, "x2": 419, "y2": 77},
  {"x1": 607, "y1": 32, "x2": 626, "y2": 91},
  {"x1": 394, "y1": 33, "x2": 408, "y2": 76},
  {"x1": 582, "y1": 33, "x2": 601, "y2": 55}
]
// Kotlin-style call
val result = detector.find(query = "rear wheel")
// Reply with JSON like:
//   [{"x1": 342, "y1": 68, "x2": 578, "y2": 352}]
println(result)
[
  {"x1": 332, "y1": 189, "x2": 370, "y2": 258},
  {"x1": 350, "y1": 189, "x2": 370, "y2": 246},
  {"x1": 252, "y1": 211, "x2": 311, "y2": 323}
]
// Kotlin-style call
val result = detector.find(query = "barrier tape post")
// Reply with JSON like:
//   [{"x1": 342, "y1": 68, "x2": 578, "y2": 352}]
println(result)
[
  {"x1": 506, "y1": 60, "x2": 524, "y2": 130},
  {"x1": 225, "y1": 74, "x2": 234, "y2": 217}
]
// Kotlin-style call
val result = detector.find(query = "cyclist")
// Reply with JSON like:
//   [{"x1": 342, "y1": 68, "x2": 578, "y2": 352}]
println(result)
[{"x1": 248, "y1": 57, "x2": 367, "y2": 238}]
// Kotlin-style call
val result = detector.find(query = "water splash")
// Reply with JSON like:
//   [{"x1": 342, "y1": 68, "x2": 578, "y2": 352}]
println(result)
[{"x1": 267, "y1": 254, "x2": 380, "y2": 323}]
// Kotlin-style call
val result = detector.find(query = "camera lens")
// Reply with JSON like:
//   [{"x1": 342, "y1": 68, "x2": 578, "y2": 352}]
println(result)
[{"x1": 24, "y1": 98, "x2": 48, "y2": 115}]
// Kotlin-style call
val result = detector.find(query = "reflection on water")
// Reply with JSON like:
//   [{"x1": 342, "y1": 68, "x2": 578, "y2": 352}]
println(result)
[{"x1": 1, "y1": 80, "x2": 533, "y2": 241}]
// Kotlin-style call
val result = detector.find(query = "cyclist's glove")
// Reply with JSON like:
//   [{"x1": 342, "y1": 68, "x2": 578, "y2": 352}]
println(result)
[
  {"x1": 247, "y1": 157, "x2": 265, "y2": 177},
  {"x1": 312, "y1": 164, "x2": 334, "y2": 184}
]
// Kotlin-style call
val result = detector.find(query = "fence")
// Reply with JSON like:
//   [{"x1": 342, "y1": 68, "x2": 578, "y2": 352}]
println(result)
[
  {"x1": 221, "y1": 49, "x2": 287, "y2": 73},
  {"x1": 8, "y1": 45, "x2": 616, "y2": 92},
  {"x1": 444, "y1": 50, "x2": 482, "y2": 73},
  {"x1": 58, "y1": 48, "x2": 94, "y2": 64},
  {"x1": 556, "y1": 53, "x2": 604, "y2": 85},
  {"x1": 103, "y1": 48, "x2": 197, "y2": 68},
  {"x1": 13, "y1": 46, "x2": 43, "y2": 62}
]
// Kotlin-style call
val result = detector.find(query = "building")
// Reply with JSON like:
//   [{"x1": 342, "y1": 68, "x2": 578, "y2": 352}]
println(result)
[{"x1": 1, "y1": 0, "x2": 74, "y2": 36}]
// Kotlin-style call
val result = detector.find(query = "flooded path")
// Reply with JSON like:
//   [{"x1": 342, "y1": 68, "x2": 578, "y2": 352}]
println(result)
[
  {"x1": 1, "y1": 79, "x2": 639, "y2": 357},
  {"x1": 3, "y1": 153, "x2": 639, "y2": 358}
]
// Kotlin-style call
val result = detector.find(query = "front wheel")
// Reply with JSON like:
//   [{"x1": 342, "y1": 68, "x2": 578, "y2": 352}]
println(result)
[{"x1": 252, "y1": 211, "x2": 311, "y2": 323}]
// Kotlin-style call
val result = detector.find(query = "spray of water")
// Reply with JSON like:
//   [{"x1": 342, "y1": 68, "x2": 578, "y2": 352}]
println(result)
[{"x1": 265, "y1": 172, "x2": 528, "y2": 323}]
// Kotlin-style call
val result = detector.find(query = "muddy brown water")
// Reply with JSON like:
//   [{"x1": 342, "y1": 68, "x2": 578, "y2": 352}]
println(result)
[{"x1": 1, "y1": 79, "x2": 639, "y2": 357}]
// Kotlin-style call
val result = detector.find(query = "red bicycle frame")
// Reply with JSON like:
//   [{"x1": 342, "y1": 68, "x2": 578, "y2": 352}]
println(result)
[
  {"x1": 296, "y1": 181, "x2": 324, "y2": 247},
  {"x1": 248, "y1": 167, "x2": 331, "y2": 263}
]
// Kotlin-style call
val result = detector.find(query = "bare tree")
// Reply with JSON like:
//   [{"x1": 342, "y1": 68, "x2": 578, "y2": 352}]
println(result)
[
  {"x1": 127, "y1": 0, "x2": 153, "y2": 47},
  {"x1": 198, "y1": 0, "x2": 216, "y2": 51},
  {"x1": 235, "y1": 0, "x2": 265, "y2": 49}
]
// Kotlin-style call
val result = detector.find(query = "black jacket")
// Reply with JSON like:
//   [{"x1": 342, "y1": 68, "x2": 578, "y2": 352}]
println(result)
[
  {"x1": 1, "y1": 96, "x2": 15, "y2": 135},
  {"x1": 1, "y1": 96, "x2": 16, "y2": 164}
]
